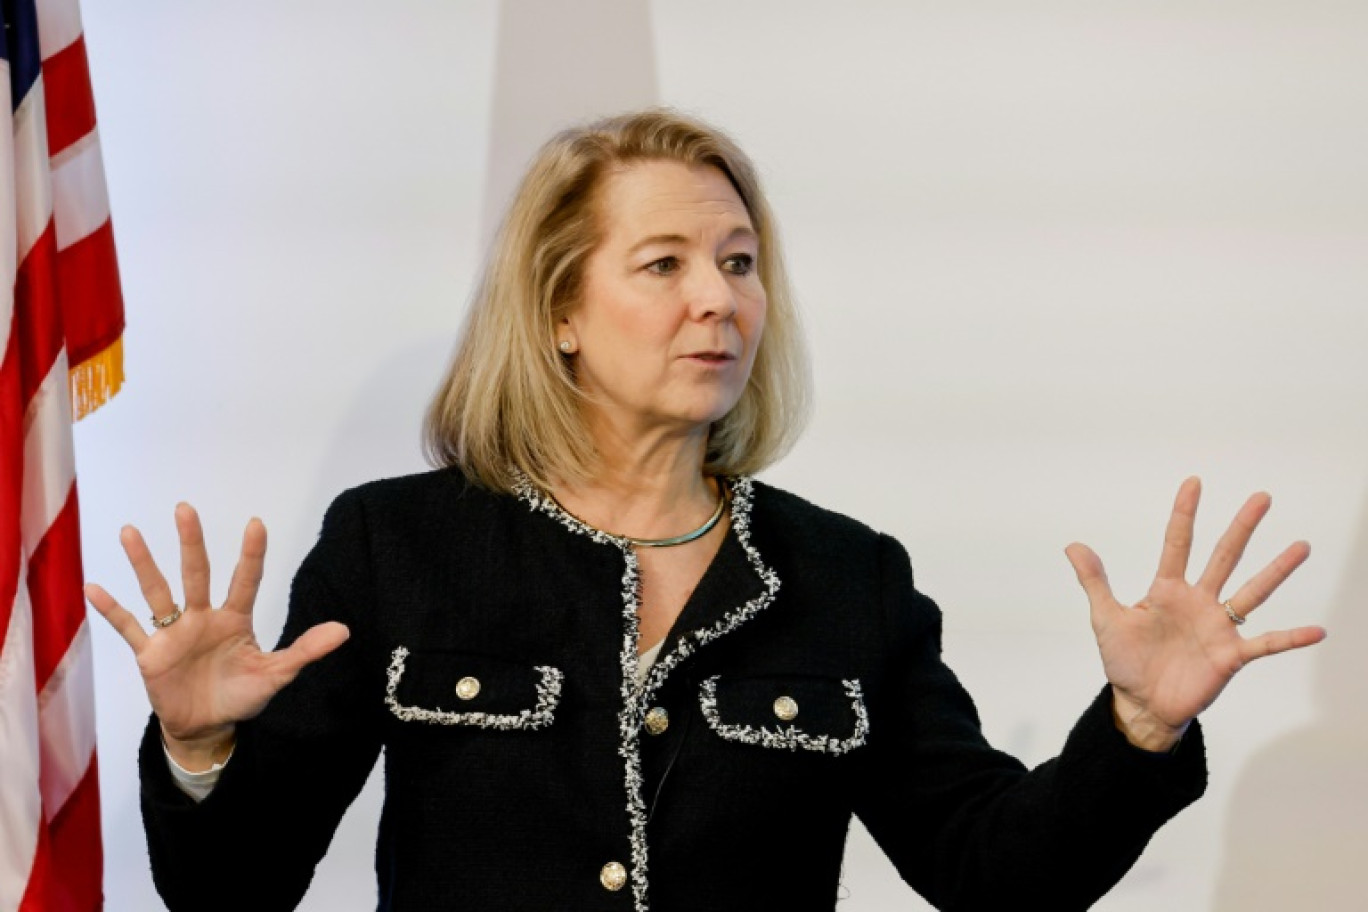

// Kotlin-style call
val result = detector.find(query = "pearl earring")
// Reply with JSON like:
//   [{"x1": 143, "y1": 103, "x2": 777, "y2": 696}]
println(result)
[{"x1": 559, "y1": 340, "x2": 572, "y2": 353}]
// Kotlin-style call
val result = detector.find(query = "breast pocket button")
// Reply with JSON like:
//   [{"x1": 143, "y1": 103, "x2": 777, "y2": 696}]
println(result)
[{"x1": 454, "y1": 676, "x2": 481, "y2": 701}]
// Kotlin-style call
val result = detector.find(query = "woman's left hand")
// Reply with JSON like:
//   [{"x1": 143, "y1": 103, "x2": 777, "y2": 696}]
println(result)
[{"x1": 1065, "y1": 477, "x2": 1327, "y2": 752}]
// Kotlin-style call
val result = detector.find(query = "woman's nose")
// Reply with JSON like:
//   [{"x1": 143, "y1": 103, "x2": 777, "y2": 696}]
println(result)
[{"x1": 687, "y1": 264, "x2": 739, "y2": 320}]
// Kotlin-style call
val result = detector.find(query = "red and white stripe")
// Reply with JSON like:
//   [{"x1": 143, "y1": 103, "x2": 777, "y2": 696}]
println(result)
[{"x1": 1, "y1": 0, "x2": 119, "y2": 909}]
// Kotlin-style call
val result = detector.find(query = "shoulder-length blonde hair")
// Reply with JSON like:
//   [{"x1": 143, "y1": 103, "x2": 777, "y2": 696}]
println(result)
[{"x1": 423, "y1": 107, "x2": 810, "y2": 493}]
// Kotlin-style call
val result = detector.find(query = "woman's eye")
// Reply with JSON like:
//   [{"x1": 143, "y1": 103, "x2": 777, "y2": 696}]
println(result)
[
  {"x1": 645, "y1": 257, "x2": 679, "y2": 276},
  {"x1": 723, "y1": 254, "x2": 755, "y2": 276}
]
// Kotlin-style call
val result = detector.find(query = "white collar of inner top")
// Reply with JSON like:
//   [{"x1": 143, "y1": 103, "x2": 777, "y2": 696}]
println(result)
[{"x1": 636, "y1": 640, "x2": 664, "y2": 683}]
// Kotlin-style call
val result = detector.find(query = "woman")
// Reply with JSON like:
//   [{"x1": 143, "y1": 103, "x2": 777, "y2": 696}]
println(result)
[{"x1": 88, "y1": 109, "x2": 1325, "y2": 911}]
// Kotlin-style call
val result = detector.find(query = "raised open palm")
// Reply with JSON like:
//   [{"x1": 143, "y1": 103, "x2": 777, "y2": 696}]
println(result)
[
  {"x1": 1066, "y1": 478, "x2": 1326, "y2": 750},
  {"x1": 86, "y1": 504, "x2": 349, "y2": 751}
]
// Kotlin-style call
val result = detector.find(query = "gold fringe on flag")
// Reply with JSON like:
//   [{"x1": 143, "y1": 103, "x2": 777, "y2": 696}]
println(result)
[{"x1": 68, "y1": 335, "x2": 125, "y2": 422}]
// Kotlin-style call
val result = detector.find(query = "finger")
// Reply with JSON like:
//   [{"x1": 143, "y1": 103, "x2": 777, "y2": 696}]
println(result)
[
  {"x1": 1238, "y1": 624, "x2": 1327, "y2": 664},
  {"x1": 1065, "y1": 542, "x2": 1115, "y2": 613},
  {"x1": 176, "y1": 503, "x2": 212, "y2": 610},
  {"x1": 1196, "y1": 491, "x2": 1272, "y2": 595},
  {"x1": 264, "y1": 622, "x2": 351, "y2": 685},
  {"x1": 120, "y1": 524, "x2": 178, "y2": 615},
  {"x1": 1156, "y1": 476, "x2": 1201, "y2": 581},
  {"x1": 223, "y1": 517, "x2": 267, "y2": 616},
  {"x1": 1222, "y1": 540, "x2": 1311, "y2": 616},
  {"x1": 84, "y1": 582, "x2": 149, "y2": 652}
]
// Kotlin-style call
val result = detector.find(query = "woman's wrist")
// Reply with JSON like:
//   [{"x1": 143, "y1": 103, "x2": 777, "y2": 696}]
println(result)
[
  {"x1": 161, "y1": 723, "x2": 237, "y2": 772},
  {"x1": 1110, "y1": 687, "x2": 1190, "y2": 753}
]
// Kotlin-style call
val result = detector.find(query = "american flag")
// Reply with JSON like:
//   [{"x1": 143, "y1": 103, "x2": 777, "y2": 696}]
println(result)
[{"x1": 0, "y1": 0, "x2": 124, "y2": 909}]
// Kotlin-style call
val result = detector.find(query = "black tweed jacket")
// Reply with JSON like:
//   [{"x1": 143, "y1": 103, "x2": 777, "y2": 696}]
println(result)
[{"x1": 138, "y1": 467, "x2": 1206, "y2": 911}]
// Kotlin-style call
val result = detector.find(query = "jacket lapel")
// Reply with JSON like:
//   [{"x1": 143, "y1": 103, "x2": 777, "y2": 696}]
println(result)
[{"x1": 637, "y1": 476, "x2": 779, "y2": 699}]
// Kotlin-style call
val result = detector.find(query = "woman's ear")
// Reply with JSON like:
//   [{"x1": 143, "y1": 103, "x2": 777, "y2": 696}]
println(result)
[{"x1": 557, "y1": 316, "x2": 577, "y2": 355}]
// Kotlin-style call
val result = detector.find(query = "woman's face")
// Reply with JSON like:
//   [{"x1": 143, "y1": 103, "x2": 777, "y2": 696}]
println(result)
[{"x1": 563, "y1": 160, "x2": 766, "y2": 441}]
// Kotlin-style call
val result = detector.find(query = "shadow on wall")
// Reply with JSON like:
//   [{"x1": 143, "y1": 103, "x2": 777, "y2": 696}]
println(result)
[
  {"x1": 283, "y1": 335, "x2": 451, "y2": 912},
  {"x1": 481, "y1": 0, "x2": 658, "y2": 244},
  {"x1": 282, "y1": 6, "x2": 660, "y2": 908},
  {"x1": 295, "y1": 0, "x2": 662, "y2": 515},
  {"x1": 1213, "y1": 484, "x2": 1368, "y2": 911}
]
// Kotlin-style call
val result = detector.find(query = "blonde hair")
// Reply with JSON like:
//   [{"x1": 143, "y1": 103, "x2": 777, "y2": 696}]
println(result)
[{"x1": 423, "y1": 108, "x2": 811, "y2": 493}]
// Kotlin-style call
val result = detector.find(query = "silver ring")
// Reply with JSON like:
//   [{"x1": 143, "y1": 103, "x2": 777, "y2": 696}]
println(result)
[
  {"x1": 151, "y1": 605, "x2": 184, "y2": 629},
  {"x1": 1222, "y1": 601, "x2": 1246, "y2": 626}
]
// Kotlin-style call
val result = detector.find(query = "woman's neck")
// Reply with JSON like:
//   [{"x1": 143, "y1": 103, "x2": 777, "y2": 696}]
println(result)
[{"x1": 550, "y1": 422, "x2": 718, "y2": 541}]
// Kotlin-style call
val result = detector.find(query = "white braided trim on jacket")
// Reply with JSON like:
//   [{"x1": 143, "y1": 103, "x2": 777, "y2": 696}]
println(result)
[
  {"x1": 384, "y1": 646, "x2": 563, "y2": 730},
  {"x1": 698, "y1": 675, "x2": 869, "y2": 756}
]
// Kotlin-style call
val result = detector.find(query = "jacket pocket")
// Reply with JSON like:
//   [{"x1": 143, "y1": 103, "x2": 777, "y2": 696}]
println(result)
[
  {"x1": 384, "y1": 645, "x2": 562, "y2": 730},
  {"x1": 699, "y1": 674, "x2": 868, "y2": 756}
]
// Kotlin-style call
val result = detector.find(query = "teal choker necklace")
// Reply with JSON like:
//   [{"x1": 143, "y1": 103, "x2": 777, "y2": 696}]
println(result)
[{"x1": 553, "y1": 482, "x2": 727, "y2": 548}]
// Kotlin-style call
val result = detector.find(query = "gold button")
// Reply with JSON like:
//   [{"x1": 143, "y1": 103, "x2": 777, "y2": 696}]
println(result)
[
  {"x1": 454, "y1": 676, "x2": 481, "y2": 701},
  {"x1": 773, "y1": 695, "x2": 799, "y2": 721},
  {"x1": 644, "y1": 706, "x2": 669, "y2": 736},
  {"x1": 600, "y1": 861, "x2": 628, "y2": 892}
]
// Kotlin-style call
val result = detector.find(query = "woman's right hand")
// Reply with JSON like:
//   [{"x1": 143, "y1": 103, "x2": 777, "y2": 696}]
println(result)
[{"x1": 86, "y1": 503, "x2": 350, "y2": 768}]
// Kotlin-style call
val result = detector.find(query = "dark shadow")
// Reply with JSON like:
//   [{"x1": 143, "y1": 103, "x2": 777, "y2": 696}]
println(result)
[
  {"x1": 481, "y1": 0, "x2": 659, "y2": 244},
  {"x1": 1213, "y1": 484, "x2": 1368, "y2": 910},
  {"x1": 282, "y1": 335, "x2": 450, "y2": 911},
  {"x1": 278, "y1": 4, "x2": 660, "y2": 907}
]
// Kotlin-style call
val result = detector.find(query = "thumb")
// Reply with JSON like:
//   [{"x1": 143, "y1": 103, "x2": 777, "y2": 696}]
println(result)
[
  {"x1": 268, "y1": 621, "x2": 351, "y2": 685},
  {"x1": 1065, "y1": 542, "x2": 1114, "y2": 610}
]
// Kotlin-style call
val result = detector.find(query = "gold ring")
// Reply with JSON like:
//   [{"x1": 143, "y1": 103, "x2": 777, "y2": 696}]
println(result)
[
  {"x1": 1222, "y1": 601, "x2": 1246, "y2": 626},
  {"x1": 151, "y1": 605, "x2": 184, "y2": 629}
]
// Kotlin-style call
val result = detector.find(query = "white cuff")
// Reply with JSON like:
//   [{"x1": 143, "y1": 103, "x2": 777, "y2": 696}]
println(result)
[{"x1": 163, "y1": 739, "x2": 234, "y2": 804}]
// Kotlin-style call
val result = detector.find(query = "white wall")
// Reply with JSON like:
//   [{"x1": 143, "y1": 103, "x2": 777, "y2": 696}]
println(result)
[{"x1": 77, "y1": 2, "x2": 1367, "y2": 909}]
